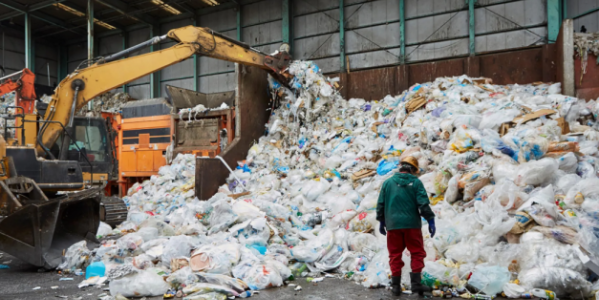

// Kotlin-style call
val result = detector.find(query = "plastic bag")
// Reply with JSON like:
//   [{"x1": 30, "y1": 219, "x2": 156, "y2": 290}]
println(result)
[
  {"x1": 515, "y1": 158, "x2": 558, "y2": 186},
  {"x1": 57, "y1": 241, "x2": 90, "y2": 272},
  {"x1": 96, "y1": 222, "x2": 112, "y2": 238},
  {"x1": 459, "y1": 170, "x2": 490, "y2": 201},
  {"x1": 361, "y1": 249, "x2": 390, "y2": 288},
  {"x1": 346, "y1": 212, "x2": 377, "y2": 233},
  {"x1": 162, "y1": 236, "x2": 193, "y2": 268},
  {"x1": 578, "y1": 212, "x2": 599, "y2": 253},
  {"x1": 518, "y1": 267, "x2": 592, "y2": 298},
  {"x1": 531, "y1": 226, "x2": 578, "y2": 245},
  {"x1": 565, "y1": 178, "x2": 599, "y2": 209},
  {"x1": 238, "y1": 262, "x2": 283, "y2": 290},
  {"x1": 291, "y1": 229, "x2": 334, "y2": 263},
  {"x1": 468, "y1": 265, "x2": 510, "y2": 296},
  {"x1": 109, "y1": 270, "x2": 170, "y2": 297},
  {"x1": 557, "y1": 152, "x2": 578, "y2": 173},
  {"x1": 518, "y1": 185, "x2": 558, "y2": 227},
  {"x1": 444, "y1": 174, "x2": 460, "y2": 203},
  {"x1": 503, "y1": 282, "x2": 526, "y2": 298},
  {"x1": 190, "y1": 243, "x2": 241, "y2": 275}
]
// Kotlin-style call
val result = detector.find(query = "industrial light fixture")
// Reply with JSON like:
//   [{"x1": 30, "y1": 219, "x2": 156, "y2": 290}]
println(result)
[
  {"x1": 201, "y1": 0, "x2": 220, "y2": 6},
  {"x1": 53, "y1": 3, "x2": 116, "y2": 30},
  {"x1": 150, "y1": 0, "x2": 181, "y2": 15}
]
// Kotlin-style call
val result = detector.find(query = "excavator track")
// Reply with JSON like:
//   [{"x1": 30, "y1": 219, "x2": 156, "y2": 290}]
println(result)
[
  {"x1": 55, "y1": 189, "x2": 128, "y2": 227},
  {"x1": 100, "y1": 196, "x2": 128, "y2": 227}
]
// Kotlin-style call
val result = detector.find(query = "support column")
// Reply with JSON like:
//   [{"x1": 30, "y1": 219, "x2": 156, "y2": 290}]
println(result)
[
  {"x1": 339, "y1": 0, "x2": 345, "y2": 73},
  {"x1": 150, "y1": 24, "x2": 161, "y2": 98},
  {"x1": 236, "y1": 6, "x2": 241, "y2": 41},
  {"x1": 468, "y1": 0, "x2": 475, "y2": 55},
  {"x1": 87, "y1": 0, "x2": 94, "y2": 62},
  {"x1": 58, "y1": 44, "x2": 68, "y2": 82},
  {"x1": 547, "y1": 0, "x2": 561, "y2": 43},
  {"x1": 193, "y1": 15, "x2": 198, "y2": 92},
  {"x1": 282, "y1": 0, "x2": 290, "y2": 45},
  {"x1": 122, "y1": 32, "x2": 128, "y2": 93},
  {"x1": 24, "y1": 13, "x2": 34, "y2": 70},
  {"x1": 87, "y1": 0, "x2": 94, "y2": 108},
  {"x1": 399, "y1": 0, "x2": 405, "y2": 64}
]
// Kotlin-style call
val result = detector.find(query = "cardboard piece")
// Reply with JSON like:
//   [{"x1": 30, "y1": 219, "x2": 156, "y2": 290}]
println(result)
[
  {"x1": 229, "y1": 191, "x2": 251, "y2": 199},
  {"x1": 405, "y1": 96, "x2": 426, "y2": 113},
  {"x1": 500, "y1": 109, "x2": 559, "y2": 136},
  {"x1": 548, "y1": 141, "x2": 579, "y2": 153},
  {"x1": 512, "y1": 108, "x2": 556, "y2": 124},
  {"x1": 351, "y1": 169, "x2": 377, "y2": 181}
]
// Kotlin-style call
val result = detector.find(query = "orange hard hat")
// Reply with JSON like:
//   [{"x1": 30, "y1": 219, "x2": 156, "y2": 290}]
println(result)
[{"x1": 401, "y1": 156, "x2": 419, "y2": 173}]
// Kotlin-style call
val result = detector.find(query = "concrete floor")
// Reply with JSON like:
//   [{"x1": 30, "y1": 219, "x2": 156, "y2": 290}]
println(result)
[{"x1": 0, "y1": 251, "x2": 414, "y2": 300}]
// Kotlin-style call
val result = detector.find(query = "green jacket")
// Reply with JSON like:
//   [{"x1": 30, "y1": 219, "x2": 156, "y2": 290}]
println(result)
[{"x1": 376, "y1": 172, "x2": 435, "y2": 230}]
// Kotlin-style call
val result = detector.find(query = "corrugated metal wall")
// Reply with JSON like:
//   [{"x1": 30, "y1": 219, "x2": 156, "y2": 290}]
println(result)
[
  {"x1": 0, "y1": 33, "x2": 58, "y2": 88},
  {"x1": 2, "y1": 0, "x2": 555, "y2": 99},
  {"x1": 568, "y1": 0, "x2": 599, "y2": 33}
]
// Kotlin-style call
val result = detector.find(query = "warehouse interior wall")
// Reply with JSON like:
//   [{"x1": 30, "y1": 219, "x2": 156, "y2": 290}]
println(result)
[{"x1": 0, "y1": 0, "x2": 586, "y2": 100}]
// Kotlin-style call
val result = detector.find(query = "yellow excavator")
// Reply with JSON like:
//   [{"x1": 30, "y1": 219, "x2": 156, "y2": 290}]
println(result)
[{"x1": 0, "y1": 25, "x2": 291, "y2": 269}]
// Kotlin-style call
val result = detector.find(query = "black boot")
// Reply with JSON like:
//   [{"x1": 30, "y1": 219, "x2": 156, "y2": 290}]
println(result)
[
  {"x1": 410, "y1": 272, "x2": 431, "y2": 295},
  {"x1": 391, "y1": 276, "x2": 402, "y2": 296}
]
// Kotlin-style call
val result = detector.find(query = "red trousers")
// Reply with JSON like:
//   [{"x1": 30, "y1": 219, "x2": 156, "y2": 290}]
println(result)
[{"x1": 386, "y1": 229, "x2": 426, "y2": 277}]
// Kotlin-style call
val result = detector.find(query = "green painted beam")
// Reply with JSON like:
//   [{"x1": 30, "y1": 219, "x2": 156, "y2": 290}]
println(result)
[
  {"x1": 87, "y1": 0, "x2": 94, "y2": 109},
  {"x1": 236, "y1": 6, "x2": 241, "y2": 41},
  {"x1": 282, "y1": 0, "x2": 290, "y2": 45},
  {"x1": 399, "y1": 0, "x2": 405, "y2": 64},
  {"x1": 562, "y1": 0, "x2": 567, "y2": 20},
  {"x1": 339, "y1": 0, "x2": 345, "y2": 73},
  {"x1": 87, "y1": 0, "x2": 94, "y2": 62},
  {"x1": 193, "y1": 14, "x2": 198, "y2": 92},
  {"x1": 24, "y1": 13, "x2": 34, "y2": 70},
  {"x1": 468, "y1": 0, "x2": 475, "y2": 55},
  {"x1": 547, "y1": 0, "x2": 561, "y2": 43},
  {"x1": 150, "y1": 24, "x2": 161, "y2": 98}
]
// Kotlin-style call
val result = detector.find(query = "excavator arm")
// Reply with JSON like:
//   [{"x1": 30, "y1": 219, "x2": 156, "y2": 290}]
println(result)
[{"x1": 38, "y1": 26, "x2": 291, "y2": 156}]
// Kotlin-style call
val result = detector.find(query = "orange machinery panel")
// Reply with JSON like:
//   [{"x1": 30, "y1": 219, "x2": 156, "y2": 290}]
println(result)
[{"x1": 118, "y1": 115, "x2": 173, "y2": 190}]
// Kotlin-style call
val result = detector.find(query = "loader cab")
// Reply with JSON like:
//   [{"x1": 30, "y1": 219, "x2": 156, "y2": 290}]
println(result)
[{"x1": 52, "y1": 117, "x2": 116, "y2": 187}]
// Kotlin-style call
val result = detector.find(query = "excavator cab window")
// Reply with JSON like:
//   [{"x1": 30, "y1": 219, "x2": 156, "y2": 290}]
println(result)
[{"x1": 52, "y1": 118, "x2": 109, "y2": 163}]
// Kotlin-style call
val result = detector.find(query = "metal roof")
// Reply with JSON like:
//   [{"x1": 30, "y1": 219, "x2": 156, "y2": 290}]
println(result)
[{"x1": 0, "y1": 0, "x2": 239, "y2": 42}]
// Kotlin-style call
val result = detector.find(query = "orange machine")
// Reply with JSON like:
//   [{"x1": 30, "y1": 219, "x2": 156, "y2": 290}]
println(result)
[
  {"x1": 108, "y1": 88, "x2": 236, "y2": 197},
  {"x1": 0, "y1": 68, "x2": 37, "y2": 145}
]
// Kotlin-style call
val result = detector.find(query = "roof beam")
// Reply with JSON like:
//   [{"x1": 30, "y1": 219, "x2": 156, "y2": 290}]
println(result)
[
  {"x1": 95, "y1": 0, "x2": 157, "y2": 26},
  {"x1": 0, "y1": 0, "x2": 86, "y2": 35},
  {"x1": 0, "y1": 0, "x2": 69, "y2": 21}
]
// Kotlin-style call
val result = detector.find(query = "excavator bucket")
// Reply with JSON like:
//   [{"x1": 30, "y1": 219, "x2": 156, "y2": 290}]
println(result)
[{"x1": 0, "y1": 177, "x2": 100, "y2": 269}]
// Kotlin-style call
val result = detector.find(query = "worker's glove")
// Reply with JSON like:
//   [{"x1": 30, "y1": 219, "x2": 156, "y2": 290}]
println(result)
[
  {"x1": 379, "y1": 221, "x2": 387, "y2": 236},
  {"x1": 428, "y1": 219, "x2": 436, "y2": 238}
]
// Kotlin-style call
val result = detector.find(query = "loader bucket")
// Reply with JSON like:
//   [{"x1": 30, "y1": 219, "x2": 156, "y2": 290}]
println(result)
[{"x1": 0, "y1": 178, "x2": 100, "y2": 269}]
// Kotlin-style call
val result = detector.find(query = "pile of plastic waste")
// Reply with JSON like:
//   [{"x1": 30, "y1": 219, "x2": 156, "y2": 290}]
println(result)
[
  {"x1": 575, "y1": 32, "x2": 599, "y2": 85},
  {"x1": 0, "y1": 91, "x2": 16, "y2": 137},
  {"x1": 77, "y1": 91, "x2": 130, "y2": 117},
  {"x1": 60, "y1": 60, "x2": 599, "y2": 300}
]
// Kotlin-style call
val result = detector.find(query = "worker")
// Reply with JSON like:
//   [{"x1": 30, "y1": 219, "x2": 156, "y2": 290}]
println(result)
[{"x1": 376, "y1": 156, "x2": 436, "y2": 296}]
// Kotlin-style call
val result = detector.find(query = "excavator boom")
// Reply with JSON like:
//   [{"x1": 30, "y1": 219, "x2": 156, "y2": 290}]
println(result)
[{"x1": 39, "y1": 26, "x2": 290, "y2": 156}]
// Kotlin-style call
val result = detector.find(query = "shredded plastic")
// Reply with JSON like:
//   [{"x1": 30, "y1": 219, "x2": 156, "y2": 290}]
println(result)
[{"x1": 61, "y1": 60, "x2": 599, "y2": 299}]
